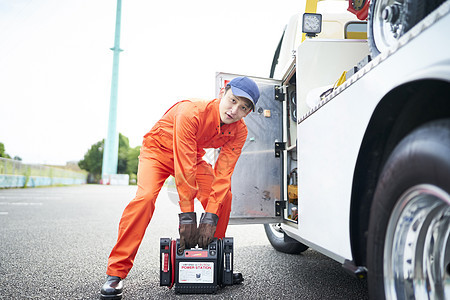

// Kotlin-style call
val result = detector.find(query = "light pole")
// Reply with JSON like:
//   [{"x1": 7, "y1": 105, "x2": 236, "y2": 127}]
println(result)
[{"x1": 102, "y1": 0, "x2": 123, "y2": 181}]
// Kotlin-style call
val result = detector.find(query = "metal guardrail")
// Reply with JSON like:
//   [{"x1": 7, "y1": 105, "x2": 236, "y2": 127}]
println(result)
[{"x1": 0, "y1": 157, "x2": 87, "y2": 188}]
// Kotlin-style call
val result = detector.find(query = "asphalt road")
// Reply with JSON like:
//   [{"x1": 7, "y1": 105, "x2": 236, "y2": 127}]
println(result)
[{"x1": 0, "y1": 185, "x2": 369, "y2": 299}]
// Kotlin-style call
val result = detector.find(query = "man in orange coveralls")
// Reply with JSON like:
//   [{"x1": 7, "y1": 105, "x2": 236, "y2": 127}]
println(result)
[{"x1": 100, "y1": 77, "x2": 260, "y2": 299}]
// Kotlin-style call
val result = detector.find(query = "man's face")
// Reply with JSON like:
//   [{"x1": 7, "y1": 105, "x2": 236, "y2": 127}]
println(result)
[{"x1": 219, "y1": 89, "x2": 252, "y2": 124}]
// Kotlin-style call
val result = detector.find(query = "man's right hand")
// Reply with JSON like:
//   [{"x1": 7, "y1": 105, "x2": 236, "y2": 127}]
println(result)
[{"x1": 178, "y1": 212, "x2": 198, "y2": 253}]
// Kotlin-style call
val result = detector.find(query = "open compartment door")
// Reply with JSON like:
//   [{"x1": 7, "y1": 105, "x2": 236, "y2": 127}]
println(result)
[{"x1": 216, "y1": 72, "x2": 283, "y2": 225}]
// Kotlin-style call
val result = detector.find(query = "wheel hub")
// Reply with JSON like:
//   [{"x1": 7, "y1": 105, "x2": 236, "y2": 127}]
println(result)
[
  {"x1": 382, "y1": 4, "x2": 401, "y2": 23},
  {"x1": 384, "y1": 184, "x2": 450, "y2": 299},
  {"x1": 372, "y1": 0, "x2": 406, "y2": 52}
]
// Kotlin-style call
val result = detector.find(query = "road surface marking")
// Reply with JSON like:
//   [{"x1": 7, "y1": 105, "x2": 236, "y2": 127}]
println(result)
[{"x1": 0, "y1": 202, "x2": 43, "y2": 206}]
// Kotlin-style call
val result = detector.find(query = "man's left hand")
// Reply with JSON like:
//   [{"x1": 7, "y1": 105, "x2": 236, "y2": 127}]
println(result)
[{"x1": 197, "y1": 212, "x2": 219, "y2": 248}]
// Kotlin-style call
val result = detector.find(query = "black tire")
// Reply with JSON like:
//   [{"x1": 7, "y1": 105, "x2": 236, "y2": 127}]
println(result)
[
  {"x1": 264, "y1": 223, "x2": 308, "y2": 254},
  {"x1": 367, "y1": 119, "x2": 450, "y2": 299},
  {"x1": 368, "y1": 0, "x2": 426, "y2": 57}
]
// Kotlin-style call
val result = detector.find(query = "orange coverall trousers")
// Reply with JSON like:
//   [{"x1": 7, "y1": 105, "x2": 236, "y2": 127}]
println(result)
[{"x1": 106, "y1": 141, "x2": 232, "y2": 279}]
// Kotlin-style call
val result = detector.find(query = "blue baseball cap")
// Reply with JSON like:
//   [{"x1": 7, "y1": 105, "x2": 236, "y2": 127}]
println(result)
[{"x1": 227, "y1": 77, "x2": 260, "y2": 111}]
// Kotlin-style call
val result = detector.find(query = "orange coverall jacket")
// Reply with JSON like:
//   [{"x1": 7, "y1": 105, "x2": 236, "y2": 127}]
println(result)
[{"x1": 143, "y1": 98, "x2": 248, "y2": 214}]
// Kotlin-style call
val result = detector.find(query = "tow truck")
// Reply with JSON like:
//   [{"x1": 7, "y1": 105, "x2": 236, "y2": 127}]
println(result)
[{"x1": 214, "y1": 0, "x2": 450, "y2": 298}]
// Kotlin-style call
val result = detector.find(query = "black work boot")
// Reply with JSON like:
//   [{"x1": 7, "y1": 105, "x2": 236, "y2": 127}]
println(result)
[
  {"x1": 100, "y1": 275, "x2": 123, "y2": 299},
  {"x1": 233, "y1": 272, "x2": 244, "y2": 284}
]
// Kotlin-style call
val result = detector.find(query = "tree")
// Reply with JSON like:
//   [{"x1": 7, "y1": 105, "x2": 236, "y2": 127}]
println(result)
[
  {"x1": 117, "y1": 133, "x2": 130, "y2": 174},
  {"x1": 127, "y1": 146, "x2": 140, "y2": 175},
  {"x1": 0, "y1": 142, "x2": 11, "y2": 159},
  {"x1": 78, "y1": 140, "x2": 104, "y2": 182},
  {"x1": 78, "y1": 133, "x2": 140, "y2": 183}
]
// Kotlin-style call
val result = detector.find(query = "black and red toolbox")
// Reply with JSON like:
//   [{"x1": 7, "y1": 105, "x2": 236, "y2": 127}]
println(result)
[{"x1": 160, "y1": 237, "x2": 235, "y2": 294}]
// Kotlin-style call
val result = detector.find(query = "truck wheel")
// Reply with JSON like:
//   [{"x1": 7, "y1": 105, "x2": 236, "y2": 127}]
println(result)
[
  {"x1": 264, "y1": 223, "x2": 308, "y2": 254},
  {"x1": 368, "y1": 0, "x2": 425, "y2": 57},
  {"x1": 367, "y1": 119, "x2": 450, "y2": 299}
]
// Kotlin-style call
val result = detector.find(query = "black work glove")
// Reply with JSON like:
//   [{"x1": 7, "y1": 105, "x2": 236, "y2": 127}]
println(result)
[
  {"x1": 178, "y1": 212, "x2": 198, "y2": 253},
  {"x1": 197, "y1": 212, "x2": 219, "y2": 249}
]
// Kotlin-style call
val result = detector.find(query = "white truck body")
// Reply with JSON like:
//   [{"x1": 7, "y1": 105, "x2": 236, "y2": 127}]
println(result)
[
  {"x1": 217, "y1": 1, "x2": 450, "y2": 297},
  {"x1": 289, "y1": 3, "x2": 450, "y2": 262}
]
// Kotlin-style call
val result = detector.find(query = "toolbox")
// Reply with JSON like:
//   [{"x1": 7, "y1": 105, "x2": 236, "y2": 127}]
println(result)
[{"x1": 160, "y1": 237, "x2": 234, "y2": 294}]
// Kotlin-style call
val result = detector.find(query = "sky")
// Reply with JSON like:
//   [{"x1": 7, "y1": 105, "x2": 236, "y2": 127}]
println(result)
[{"x1": 0, "y1": 0, "x2": 305, "y2": 165}]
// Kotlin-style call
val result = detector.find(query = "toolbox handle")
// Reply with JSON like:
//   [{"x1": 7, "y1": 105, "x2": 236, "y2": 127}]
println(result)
[{"x1": 169, "y1": 239, "x2": 176, "y2": 289}]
